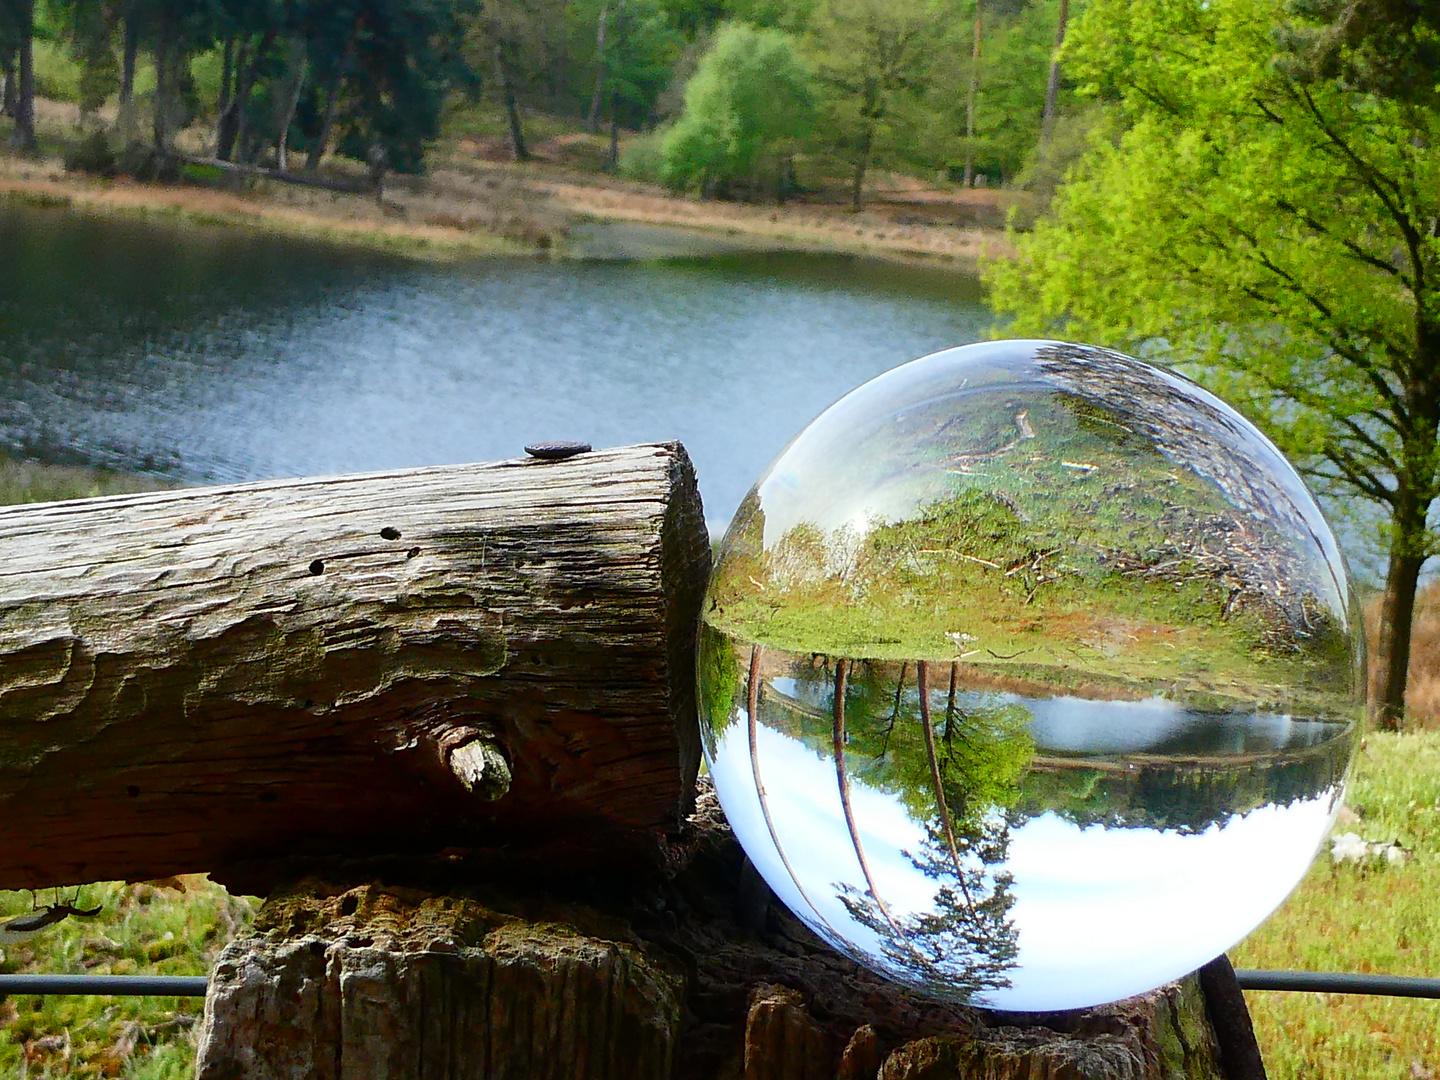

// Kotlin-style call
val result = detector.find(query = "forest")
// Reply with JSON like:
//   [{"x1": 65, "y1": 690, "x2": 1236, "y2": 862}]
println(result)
[{"x1": 0, "y1": 0, "x2": 1072, "y2": 202}]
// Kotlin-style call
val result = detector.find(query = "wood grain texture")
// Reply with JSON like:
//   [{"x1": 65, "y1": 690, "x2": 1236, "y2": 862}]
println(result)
[{"x1": 0, "y1": 443, "x2": 708, "y2": 890}]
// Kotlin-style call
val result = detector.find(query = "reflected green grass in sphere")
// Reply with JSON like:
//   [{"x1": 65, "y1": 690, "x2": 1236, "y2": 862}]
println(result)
[{"x1": 699, "y1": 340, "x2": 1362, "y2": 1010}]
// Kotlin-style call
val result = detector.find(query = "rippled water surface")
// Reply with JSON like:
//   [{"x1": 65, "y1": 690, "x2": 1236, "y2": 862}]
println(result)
[{"x1": 0, "y1": 207, "x2": 987, "y2": 526}]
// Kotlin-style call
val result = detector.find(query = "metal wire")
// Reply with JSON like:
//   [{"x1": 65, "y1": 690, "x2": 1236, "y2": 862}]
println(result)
[
  {"x1": 1235, "y1": 969, "x2": 1440, "y2": 998},
  {"x1": 0, "y1": 970, "x2": 1435, "y2": 1000},
  {"x1": 0, "y1": 975, "x2": 207, "y2": 996}
]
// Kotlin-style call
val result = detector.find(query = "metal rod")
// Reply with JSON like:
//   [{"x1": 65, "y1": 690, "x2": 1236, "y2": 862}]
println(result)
[
  {"x1": 0, "y1": 975, "x2": 207, "y2": 996},
  {"x1": 0, "y1": 969, "x2": 1435, "y2": 1001},
  {"x1": 1235, "y1": 969, "x2": 1440, "y2": 998}
]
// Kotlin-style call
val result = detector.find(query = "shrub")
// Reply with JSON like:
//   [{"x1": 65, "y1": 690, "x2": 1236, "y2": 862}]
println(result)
[
  {"x1": 63, "y1": 130, "x2": 117, "y2": 177},
  {"x1": 618, "y1": 129, "x2": 667, "y2": 183},
  {"x1": 657, "y1": 22, "x2": 814, "y2": 197}
]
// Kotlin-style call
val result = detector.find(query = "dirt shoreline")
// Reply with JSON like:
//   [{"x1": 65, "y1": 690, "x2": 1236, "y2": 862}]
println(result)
[{"x1": 2, "y1": 138, "x2": 1009, "y2": 269}]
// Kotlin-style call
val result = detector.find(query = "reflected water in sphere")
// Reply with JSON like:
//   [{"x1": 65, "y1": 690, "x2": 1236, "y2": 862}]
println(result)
[{"x1": 698, "y1": 340, "x2": 1362, "y2": 1011}]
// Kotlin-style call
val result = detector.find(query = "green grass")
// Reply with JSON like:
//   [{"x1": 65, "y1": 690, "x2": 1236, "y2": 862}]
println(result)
[
  {"x1": 0, "y1": 878, "x2": 255, "y2": 1078},
  {"x1": 440, "y1": 98, "x2": 589, "y2": 147},
  {"x1": 32, "y1": 42, "x2": 82, "y2": 105},
  {"x1": 1233, "y1": 730, "x2": 1440, "y2": 1079},
  {"x1": 0, "y1": 458, "x2": 169, "y2": 507}
]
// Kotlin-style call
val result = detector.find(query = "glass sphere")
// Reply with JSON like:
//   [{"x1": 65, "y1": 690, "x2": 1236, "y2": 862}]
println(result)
[{"x1": 699, "y1": 340, "x2": 1362, "y2": 1011}]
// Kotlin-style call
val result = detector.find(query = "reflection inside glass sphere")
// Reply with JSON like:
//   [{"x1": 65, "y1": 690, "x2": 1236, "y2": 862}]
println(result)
[{"x1": 699, "y1": 340, "x2": 1362, "y2": 1011}]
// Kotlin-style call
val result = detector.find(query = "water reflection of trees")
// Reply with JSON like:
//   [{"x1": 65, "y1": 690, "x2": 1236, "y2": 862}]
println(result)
[
  {"x1": 748, "y1": 651, "x2": 1031, "y2": 1000},
  {"x1": 703, "y1": 636, "x2": 1355, "y2": 1000},
  {"x1": 1018, "y1": 730, "x2": 1354, "y2": 835}
]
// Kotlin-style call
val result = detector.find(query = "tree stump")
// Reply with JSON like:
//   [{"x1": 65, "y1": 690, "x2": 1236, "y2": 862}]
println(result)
[{"x1": 195, "y1": 781, "x2": 1247, "y2": 1080}]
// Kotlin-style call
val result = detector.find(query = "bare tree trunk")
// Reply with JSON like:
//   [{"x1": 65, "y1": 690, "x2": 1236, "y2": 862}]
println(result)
[
  {"x1": 275, "y1": 38, "x2": 307, "y2": 171},
  {"x1": 1, "y1": 54, "x2": 15, "y2": 118},
  {"x1": 849, "y1": 122, "x2": 873, "y2": 212},
  {"x1": 608, "y1": 109, "x2": 619, "y2": 171},
  {"x1": 151, "y1": 23, "x2": 180, "y2": 153},
  {"x1": 306, "y1": 74, "x2": 343, "y2": 170},
  {"x1": 305, "y1": 22, "x2": 360, "y2": 172},
  {"x1": 494, "y1": 42, "x2": 528, "y2": 162},
  {"x1": 963, "y1": 0, "x2": 982, "y2": 187},
  {"x1": 1040, "y1": 0, "x2": 1070, "y2": 134},
  {"x1": 214, "y1": 37, "x2": 233, "y2": 152},
  {"x1": 586, "y1": 2, "x2": 610, "y2": 133},
  {"x1": 8, "y1": 0, "x2": 36, "y2": 153},
  {"x1": 217, "y1": 32, "x2": 274, "y2": 163},
  {"x1": 916, "y1": 661, "x2": 978, "y2": 916},
  {"x1": 1373, "y1": 532, "x2": 1427, "y2": 731},
  {"x1": 118, "y1": 16, "x2": 139, "y2": 143}
]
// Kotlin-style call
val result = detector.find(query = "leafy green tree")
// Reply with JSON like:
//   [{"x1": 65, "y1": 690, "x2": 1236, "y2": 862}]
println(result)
[
  {"x1": 65, "y1": 0, "x2": 121, "y2": 124},
  {"x1": 804, "y1": 0, "x2": 941, "y2": 209},
  {"x1": 936, "y1": 0, "x2": 1056, "y2": 185},
  {"x1": 985, "y1": 0, "x2": 1440, "y2": 729},
  {"x1": 1275, "y1": 0, "x2": 1440, "y2": 105},
  {"x1": 657, "y1": 20, "x2": 813, "y2": 197}
]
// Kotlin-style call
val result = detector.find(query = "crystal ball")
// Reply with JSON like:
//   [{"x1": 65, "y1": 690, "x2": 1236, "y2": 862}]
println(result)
[{"x1": 699, "y1": 340, "x2": 1362, "y2": 1011}]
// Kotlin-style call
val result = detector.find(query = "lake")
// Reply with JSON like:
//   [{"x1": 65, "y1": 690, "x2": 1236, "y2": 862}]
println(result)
[{"x1": 0, "y1": 205, "x2": 989, "y2": 531}]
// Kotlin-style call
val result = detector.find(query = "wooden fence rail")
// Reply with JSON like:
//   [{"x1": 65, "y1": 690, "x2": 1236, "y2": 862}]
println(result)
[{"x1": 0, "y1": 443, "x2": 708, "y2": 891}]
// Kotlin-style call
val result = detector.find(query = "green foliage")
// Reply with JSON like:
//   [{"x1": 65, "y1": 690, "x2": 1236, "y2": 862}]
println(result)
[
  {"x1": 657, "y1": 21, "x2": 814, "y2": 195},
  {"x1": 31, "y1": 38, "x2": 82, "y2": 102},
  {"x1": 988, "y1": 0, "x2": 1437, "y2": 493},
  {"x1": 802, "y1": 0, "x2": 944, "y2": 203},
  {"x1": 63, "y1": 0, "x2": 120, "y2": 117},
  {"x1": 63, "y1": 127, "x2": 117, "y2": 173},
  {"x1": 1275, "y1": 0, "x2": 1440, "y2": 106},
  {"x1": 983, "y1": 0, "x2": 1440, "y2": 723},
  {"x1": 604, "y1": 0, "x2": 686, "y2": 128},
  {"x1": 963, "y1": 0, "x2": 1060, "y2": 182},
  {"x1": 617, "y1": 126, "x2": 666, "y2": 179}
]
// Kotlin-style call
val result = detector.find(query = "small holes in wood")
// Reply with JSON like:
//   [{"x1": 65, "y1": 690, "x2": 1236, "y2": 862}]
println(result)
[
  {"x1": 309, "y1": 559, "x2": 325, "y2": 575},
  {"x1": 406, "y1": 547, "x2": 420, "y2": 559},
  {"x1": 381, "y1": 527, "x2": 401, "y2": 540}
]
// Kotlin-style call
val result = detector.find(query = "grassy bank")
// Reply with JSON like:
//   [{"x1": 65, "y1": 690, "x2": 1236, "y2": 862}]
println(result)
[
  {"x1": 0, "y1": 154, "x2": 544, "y2": 263},
  {"x1": 1233, "y1": 731, "x2": 1440, "y2": 1079}
]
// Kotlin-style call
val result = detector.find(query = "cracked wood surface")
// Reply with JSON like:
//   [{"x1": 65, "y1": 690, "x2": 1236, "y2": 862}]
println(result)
[{"x1": 0, "y1": 442, "x2": 708, "y2": 890}]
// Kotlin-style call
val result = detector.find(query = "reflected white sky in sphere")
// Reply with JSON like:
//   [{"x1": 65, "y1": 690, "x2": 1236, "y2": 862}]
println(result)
[{"x1": 709, "y1": 717, "x2": 1341, "y2": 1011}]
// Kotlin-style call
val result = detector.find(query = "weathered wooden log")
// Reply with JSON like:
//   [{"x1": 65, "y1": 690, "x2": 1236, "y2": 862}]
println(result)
[
  {"x1": 0, "y1": 443, "x2": 708, "y2": 890},
  {"x1": 195, "y1": 781, "x2": 1246, "y2": 1080}
]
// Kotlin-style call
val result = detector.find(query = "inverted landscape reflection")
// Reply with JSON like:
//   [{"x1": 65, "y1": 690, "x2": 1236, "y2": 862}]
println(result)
[
  {"x1": 703, "y1": 648, "x2": 1351, "y2": 1010},
  {"x1": 699, "y1": 340, "x2": 1363, "y2": 1010}
]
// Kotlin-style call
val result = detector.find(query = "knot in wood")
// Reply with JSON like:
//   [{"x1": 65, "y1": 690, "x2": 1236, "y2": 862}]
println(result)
[{"x1": 445, "y1": 736, "x2": 511, "y2": 801}]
